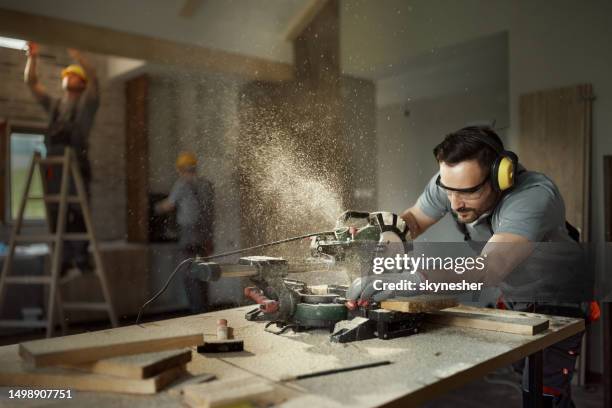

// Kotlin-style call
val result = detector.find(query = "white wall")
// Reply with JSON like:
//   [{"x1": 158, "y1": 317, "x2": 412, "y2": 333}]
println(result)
[{"x1": 376, "y1": 33, "x2": 509, "y2": 242}]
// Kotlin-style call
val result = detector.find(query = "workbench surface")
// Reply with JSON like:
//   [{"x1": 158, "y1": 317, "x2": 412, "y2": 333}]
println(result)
[{"x1": 0, "y1": 305, "x2": 584, "y2": 408}]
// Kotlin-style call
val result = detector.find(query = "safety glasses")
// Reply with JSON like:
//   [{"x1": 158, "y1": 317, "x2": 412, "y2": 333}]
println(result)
[{"x1": 435, "y1": 175, "x2": 489, "y2": 200}]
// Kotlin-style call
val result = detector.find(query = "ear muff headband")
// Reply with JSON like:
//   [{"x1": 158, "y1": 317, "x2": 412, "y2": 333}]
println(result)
[{"x1": 465, "y1": 129, "x2": 519, "y2": 192}]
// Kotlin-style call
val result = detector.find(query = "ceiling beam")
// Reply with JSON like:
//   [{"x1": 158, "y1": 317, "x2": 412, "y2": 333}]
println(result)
[
  {"x1": 284, "y1": 0, "x2": 329, "y2": 41},
  {"x1": 179, "y1": 0, "x2": 204, "y2": 19},
  {"x1": 0, "y1": 7, "x2": 293, "y2": 82}
]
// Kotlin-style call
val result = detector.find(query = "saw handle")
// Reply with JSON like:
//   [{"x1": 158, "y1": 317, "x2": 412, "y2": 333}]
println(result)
[{"x1": 244, "y1": 287, "x2": 279, "y2": 314}]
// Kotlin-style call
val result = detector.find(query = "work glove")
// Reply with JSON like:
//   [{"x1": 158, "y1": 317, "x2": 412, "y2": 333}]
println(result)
[{"x1": 346, "y1": 271, "x2": 424, "y2": 309}]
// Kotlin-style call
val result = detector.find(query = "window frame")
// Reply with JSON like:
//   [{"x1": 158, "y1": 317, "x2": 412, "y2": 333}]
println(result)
[{"x1": 5, "y1": 125, "x2": 48, "y2": 226}]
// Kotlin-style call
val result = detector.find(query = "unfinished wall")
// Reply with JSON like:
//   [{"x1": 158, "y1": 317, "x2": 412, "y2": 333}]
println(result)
[
  {"x1": 341, "y1": 76, "x2": 377, "y2": 212},
  {"x1": 147, "y1": 69, "x2": 244, "y2": 253},
  {"x1": 147, "y1": 68, "x2": 246, "y2": 307},
  {"x1": 0, "y1": 45, "x2": 126, "y2": 240}
]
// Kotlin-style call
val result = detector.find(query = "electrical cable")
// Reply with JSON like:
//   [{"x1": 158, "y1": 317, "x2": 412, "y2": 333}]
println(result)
[
  {"x1": 135, "y1": 230, "x2": 334, "y2": 325},
  {"x1": 136, "y1": 257, "x2": 193, "y2": 325},
  {"x1": 195, "y1": 230, "x2": 335, "y2": 261}
]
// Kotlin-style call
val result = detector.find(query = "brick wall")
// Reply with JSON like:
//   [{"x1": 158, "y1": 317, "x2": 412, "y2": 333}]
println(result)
[{"x1": 0, "y1": 44, "x2": 126, "y2": 240}]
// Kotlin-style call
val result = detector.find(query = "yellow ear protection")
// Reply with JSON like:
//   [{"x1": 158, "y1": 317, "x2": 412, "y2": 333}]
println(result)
[{"x1": 466, "y1": 128, "x2": 519, "y2": 192}]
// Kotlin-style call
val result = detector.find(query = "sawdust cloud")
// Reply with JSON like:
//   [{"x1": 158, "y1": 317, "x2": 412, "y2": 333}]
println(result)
[
  {"x1": 248, "y1": 133, "x2": 343, "y2": 233},
  {"x1": 234, "y1": 83, "x2": 353, "y2": 260}
]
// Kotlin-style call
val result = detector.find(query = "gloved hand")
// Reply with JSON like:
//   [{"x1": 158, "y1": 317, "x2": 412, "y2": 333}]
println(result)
[{"x1": 346, "y1": 271, "x2": 424, "y2": 309}]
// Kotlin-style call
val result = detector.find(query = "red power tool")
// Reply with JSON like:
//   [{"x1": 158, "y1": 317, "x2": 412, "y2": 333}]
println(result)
[{"x1": 244, "y1": 287, "x2": 279, "y2": 314}]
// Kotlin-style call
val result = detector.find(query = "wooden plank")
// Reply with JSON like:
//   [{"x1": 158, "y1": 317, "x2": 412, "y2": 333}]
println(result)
[
  {"x1": 519, "y1": 84, "x2": 593, "y2": 240},
  {"x1": 125, "y1": 75, "x2": 150, "y2": 243},
  {"x1": 444, "y1": 304, "x2": 546, "y2": 319},
  {"x1": 0, "y1": 345, "x2": 185, "y2": 395},
  {"x1": 425, "y1": 306, "x2": 550, "y2": 335},
  {"x1": 67, "y1": 349, "x2": 192, "y2": 379},
  {"x1": 182, "y1": 378, "x2": 295, "y2": 408},
  {"x1": 0, "y1": 8, "x2": 293, "y2": 81},
  {"x1": 381, "y1": 295, "x2": 458, "y2": 313},
  {"x1": 19, "y1": 323, "x2": 203, "y2": 367}
]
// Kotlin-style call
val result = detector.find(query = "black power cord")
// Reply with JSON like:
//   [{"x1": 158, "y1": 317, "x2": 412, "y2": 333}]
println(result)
[{"x1": 135, "y1": 230, "x2": 334, "y2": 325}]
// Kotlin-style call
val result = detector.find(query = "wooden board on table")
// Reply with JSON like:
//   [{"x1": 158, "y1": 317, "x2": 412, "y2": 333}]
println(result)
[
  {"x1": 66, "y1": 349, "x2": 192, "y2": 379},
  {"x1": 0, "y1": 345, "x2": 185, "y2": 395},
  {"x1": 183, "y1": 378, "x2": 296, "y2": 408},
  {"x1": 19, "y1": 323, "x2": 203, "y2": 367},
  {"x1": 425, "y1": 305, "x2": 550, "y2": 335},
  {"x1": 381, "y1": 295, "x2": 458, "y2": 313}
]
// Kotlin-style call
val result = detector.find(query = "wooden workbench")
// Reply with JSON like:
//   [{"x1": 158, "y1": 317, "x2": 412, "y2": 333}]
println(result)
[{"x1": 0, "y1": 305, "x2": 584, "y2": 407}]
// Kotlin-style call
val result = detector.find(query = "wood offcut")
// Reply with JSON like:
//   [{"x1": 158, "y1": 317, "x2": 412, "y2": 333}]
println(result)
[
  {"x1": 19, "y1": 324, "x2": 203, "y2": 367},
  {"x1": 0, "y1": 345, "x2": 185, "y2": 395},
  {"x1": 381, "y1": 295, "x2": 458, "y2": 313},
  {"x1": 425, "y1": 305, "x2": 550, "y2": 335},
  {"x1": 66, "y1": 349, "x2": 192, "y2": 379}
]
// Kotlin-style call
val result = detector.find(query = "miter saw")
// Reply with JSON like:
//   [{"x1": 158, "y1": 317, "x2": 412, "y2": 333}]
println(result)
[{"x1": 182, "y1": 210, "x2": 425, "y2": 342}]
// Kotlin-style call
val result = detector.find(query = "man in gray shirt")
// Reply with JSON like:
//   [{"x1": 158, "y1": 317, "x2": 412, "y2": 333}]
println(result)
[
  {"x1": 156, "y1": 152, "x2": 214, "y2": 312},
  {"x1": 349, "y1": 126, "x2": 591, "y2": 407},
  {"x1": 24, "y1": 43, "x2": 99, "y2": 273}
]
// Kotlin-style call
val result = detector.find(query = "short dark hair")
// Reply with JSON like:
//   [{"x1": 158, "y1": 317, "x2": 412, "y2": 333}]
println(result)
[{"x1": 433, "y1": 126, "x2": 503, "y2": 169}]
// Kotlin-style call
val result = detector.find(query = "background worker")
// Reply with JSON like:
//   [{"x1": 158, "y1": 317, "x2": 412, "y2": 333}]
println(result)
[
  {"x1": 24, "y1": 42, "x2": 100, "y2": 274},
  {"x1": 349, "y1": 126, "x2": 594, "y2": 407},
  {"x1": 156, "y1": 152, "x2": 214, "y2": 313}
]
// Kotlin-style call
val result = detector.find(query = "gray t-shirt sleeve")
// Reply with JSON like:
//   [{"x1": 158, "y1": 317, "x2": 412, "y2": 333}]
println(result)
[
  {"x1": 168, "y1": 180, "x2": 186, "y2": 206},
  {"x1": 494, "y1": 185, "x2": 563, "y2": 242},
  {"x1": 415, "y1": 172, "x2": 449, "y2": 220}
]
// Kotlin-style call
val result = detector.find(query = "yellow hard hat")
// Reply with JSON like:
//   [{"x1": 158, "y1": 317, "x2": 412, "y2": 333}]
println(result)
[
  {"x1": 176, "y1": 152, "x2": 197, "y2": 169},
  {"x1": 61, "y1": 64, "x2": 87, "y2": 82}
]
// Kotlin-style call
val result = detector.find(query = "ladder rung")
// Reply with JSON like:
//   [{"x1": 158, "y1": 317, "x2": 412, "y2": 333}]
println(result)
[
  {"x1": 0, "y1": 319, "x2": 48, "y2": 328},
  {"x1": 61, "y1": 302, "x2": 110, "y2": 311},
  {"x1": 28, "y1": 195, "x2": 80, "y2": 203},
  {"x1": 15, "y1": 233, "x2": 90, "y2": 242},
  {"x1": 37, "y1": 157, "x2": 66, "y2": 165},
  {"x1": 4, "y1": 276, "x2": 52, "y2": 284}
]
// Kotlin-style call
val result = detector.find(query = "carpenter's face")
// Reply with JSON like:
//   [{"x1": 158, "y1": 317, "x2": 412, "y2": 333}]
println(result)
[
  {"x1": 438, "y1": 160, "x2": 498, "y2": 223},
  {"x1": 62, "y1": 74, "x2": 86, "y2": 92}
]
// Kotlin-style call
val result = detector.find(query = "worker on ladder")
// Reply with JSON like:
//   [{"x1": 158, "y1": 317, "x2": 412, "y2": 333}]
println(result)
[{"x1": 24, "y1": 42, "x2": 100, "y2": 275}]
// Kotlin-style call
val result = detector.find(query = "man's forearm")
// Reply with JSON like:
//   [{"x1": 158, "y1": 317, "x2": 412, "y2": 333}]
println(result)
[
  {"x1": 155, "y1": 199, "x2": 175, "y2": 215},
  {"x1": 24, "y1": 56, "x2": 38, "y2": 86}
]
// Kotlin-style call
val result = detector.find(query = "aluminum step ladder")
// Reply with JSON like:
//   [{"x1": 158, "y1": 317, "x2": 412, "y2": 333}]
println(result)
[{"x1": 0, "y1": 147, "x2": 118, "y2": 337}]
